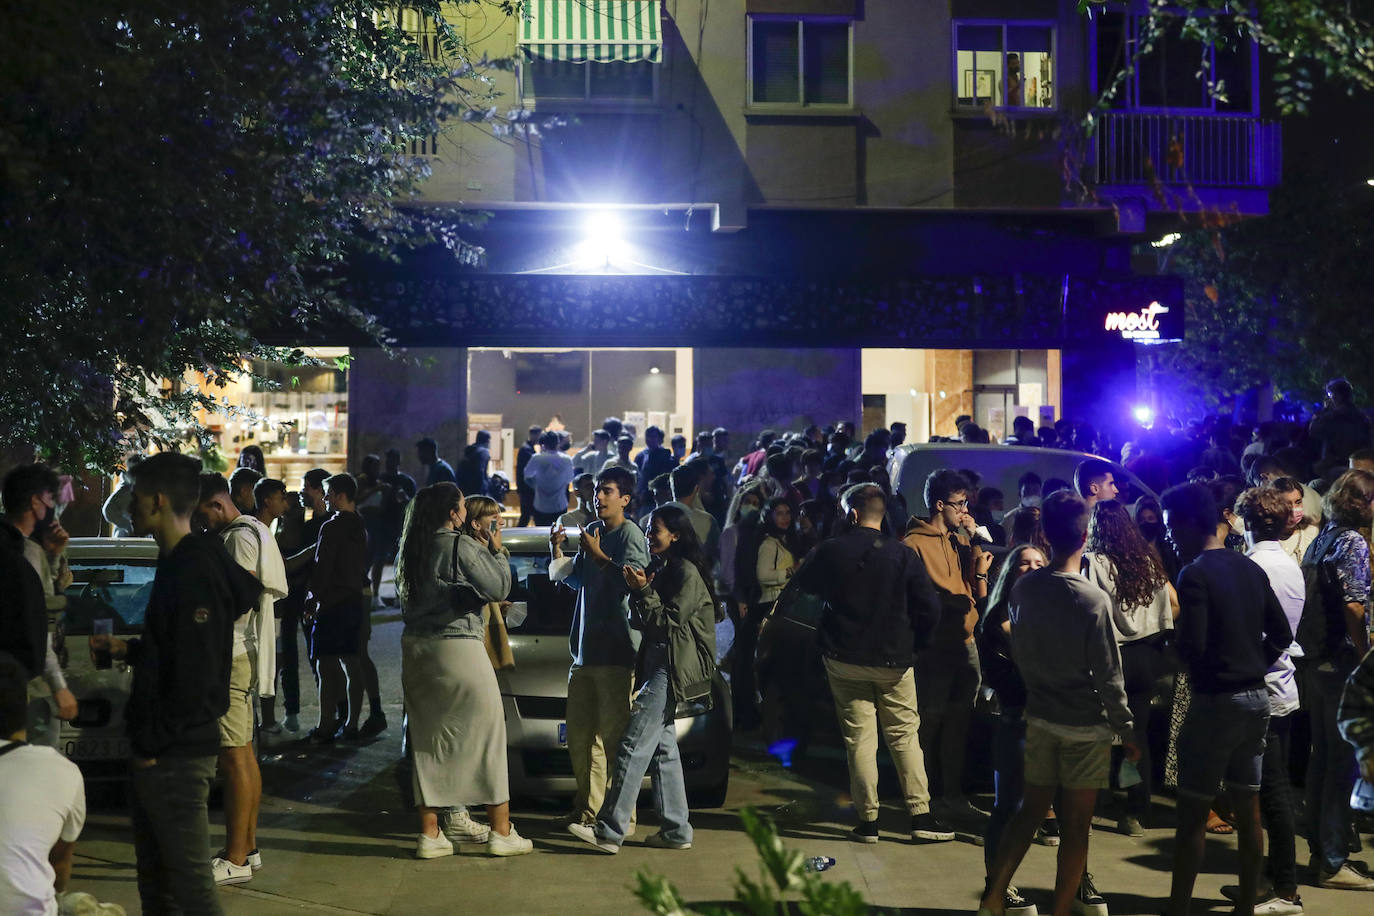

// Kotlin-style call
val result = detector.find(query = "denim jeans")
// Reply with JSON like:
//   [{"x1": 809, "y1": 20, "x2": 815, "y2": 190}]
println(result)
[
  {"x1": 1176, "y1": 686, "x2": 1269, "y2": 799},
  {"x1": 1259, "y1": 713, "x2": 1298, "y2": 895},
  {"x1": 1305, "y1": 660, "x2": 1358, "y2": 873},
  {"x1": 595, "y1": 646, "x2": 691, "y2": 846},
  {"x1": 130, "y1": 755, "x2": 222, "y2": 915},
  {"x1": 984, "y1": 707, "x2": 1026, "y2": 873}
]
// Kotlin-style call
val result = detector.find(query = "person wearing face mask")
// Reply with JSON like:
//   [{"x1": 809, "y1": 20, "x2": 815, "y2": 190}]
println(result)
[
  {"x1": 1131, "y1": 495, "x2": 1180, "y2": 581},
  {"x1": 1, "y1": 464, "x2": 79, "y2": 749},
  {"x1": 977, "y1": 544, "x2": 1048, "y2": 915},
  {"x1": 1205, "y1": 476, "x2": 1249, "y2": 552},
  {"x1": 1269, "y1": 477, "x2": 1318, "y2": 568},
  {"x1": 567, "y1": 505, "x2": 720, "y2": 854},
  {"x1": 717, "y1": 482, "x2": 764, "y2": 608},
  {"x1": 903, "y1": 469, "x2": 994, "y2": 828}
]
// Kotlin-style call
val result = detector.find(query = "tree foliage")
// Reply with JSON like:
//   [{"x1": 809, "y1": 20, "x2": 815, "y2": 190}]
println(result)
[
  {"x1": 0, "y1": 1, "x2": 512, "y2": 470},
  {"x1": 1152, "y1": 167, "x2": 1374, "y2": 411},
  {"x1": 1080, "y1": 0, "x2": 1374, "y2": 116}
]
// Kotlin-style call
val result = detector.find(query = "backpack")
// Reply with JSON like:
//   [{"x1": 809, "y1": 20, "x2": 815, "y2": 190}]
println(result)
[{"x1": 1299, "y1": 524, "x2": 1356, "y2": 661}]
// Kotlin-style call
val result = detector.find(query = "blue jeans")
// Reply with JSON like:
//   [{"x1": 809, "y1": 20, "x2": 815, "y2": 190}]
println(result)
[
  {"x1": 595, "y1": 647, "x2": 691, "y2": 846},
  {"x1": 1175, "y1": 686, "x2": 1269, "y2": 799},
  {"x1": 1305, "y1": 660, "x2": 1358, "y2": 873},
  {"x1": 984, "y1": 706, "x2": 1025, "y2": 873}
]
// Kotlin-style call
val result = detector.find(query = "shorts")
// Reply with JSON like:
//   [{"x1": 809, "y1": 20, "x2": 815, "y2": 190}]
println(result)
[
  {"x1": 219, "y1": 653, "x2": 253, "y2": 748},
  {"x1": 1024, "y1": 721, "x2": 1112, "y2": 790},
  {"x1": 1175, "y1": 686, "x2": 1269, "y2": 798},
  {"x1": 310, "y1": 597, "x2": 365, "y2": 659}
]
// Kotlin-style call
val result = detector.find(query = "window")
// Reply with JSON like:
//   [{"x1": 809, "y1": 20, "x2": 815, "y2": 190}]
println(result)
[
  {"x1": 953, "y1": 22, "x2": 1055, "y2": 110},
  {"x1": 1095, "y1": 10, "x2": 1255, "y2": 113},
  {"x1": 522, "y1": 60, "x2": 656, "y2": 103},
  {"x1": 749, "y1": 18, "x2": 852, "y2": 107}
]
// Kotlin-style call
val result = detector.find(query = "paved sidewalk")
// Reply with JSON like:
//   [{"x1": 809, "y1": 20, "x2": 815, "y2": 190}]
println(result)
[{"x1": 70, "y1": 727, "x2": 1366, "y2": 915}]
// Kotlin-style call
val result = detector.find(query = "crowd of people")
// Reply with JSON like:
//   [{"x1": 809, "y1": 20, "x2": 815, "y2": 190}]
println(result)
[{"x1": 3, "y1": 378, "x2": 1374, "y2": 914}]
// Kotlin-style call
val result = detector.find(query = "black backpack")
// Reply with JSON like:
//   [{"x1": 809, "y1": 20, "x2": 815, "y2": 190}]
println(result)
[{"x1": 1299, "y1": 525, "x2": 1357, "y2": 661}]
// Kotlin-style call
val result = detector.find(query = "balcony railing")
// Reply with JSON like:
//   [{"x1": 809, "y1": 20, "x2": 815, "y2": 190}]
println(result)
[{"x1": 1094, "y1": 112, "x2": 1281, "y2": 188}]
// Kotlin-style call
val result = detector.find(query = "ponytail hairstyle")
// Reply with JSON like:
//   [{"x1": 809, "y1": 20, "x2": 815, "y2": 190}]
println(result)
[{"x1": 395, "y1": 482, "x2": 463, "y2": 603}]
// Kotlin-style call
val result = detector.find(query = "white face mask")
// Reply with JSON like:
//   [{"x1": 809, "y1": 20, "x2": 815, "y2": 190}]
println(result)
[
  {"x1": 1229, "y1": 515, "x2": 1247, "y2": 537},
  {"x1": 1022, "y1": 495, "x2": 1042, "y2": 508}
]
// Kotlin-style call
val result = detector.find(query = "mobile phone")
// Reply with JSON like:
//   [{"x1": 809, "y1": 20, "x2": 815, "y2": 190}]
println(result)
[{"x1": 489, "y1": 518, "x2": 500, "y2": 532}]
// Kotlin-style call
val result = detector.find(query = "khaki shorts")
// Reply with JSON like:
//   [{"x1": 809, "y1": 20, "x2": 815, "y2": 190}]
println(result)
[
  {"x1": 1024, "y1": 721, "x2": 1111, "y2": 790},
  {"x1": 218, "y1": 653, "x2": 253, "y2": 748}
]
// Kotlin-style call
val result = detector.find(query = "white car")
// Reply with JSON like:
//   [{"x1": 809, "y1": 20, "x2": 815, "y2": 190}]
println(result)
[{"x1": 53, "y1": 538, "x2": 158, "y2": 779}]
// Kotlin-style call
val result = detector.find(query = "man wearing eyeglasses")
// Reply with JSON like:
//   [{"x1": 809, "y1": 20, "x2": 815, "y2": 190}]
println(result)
[{"x1": 902, "y1": 468, "x2": 994, "y2": 831}]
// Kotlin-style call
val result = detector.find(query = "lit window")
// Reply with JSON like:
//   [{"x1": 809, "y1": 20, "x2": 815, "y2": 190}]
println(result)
[
  {"x1": 953, "y1": 22, "x2": 1055, "y2": 110},
  {"x1": 749, "y1": 18, "x2": 852, "y2": 107}
]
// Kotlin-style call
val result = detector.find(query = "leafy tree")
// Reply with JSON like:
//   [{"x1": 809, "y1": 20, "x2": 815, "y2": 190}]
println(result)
[
  {"x1": 1149, "y1": 167, "x2": 1374, "y2": 413},
  {"x1": 1079, "y1": 0, "x2": 1374, "y2": 116},
  {"x1": 0, "y1": 1, "x2": 513, "y2": 470}
]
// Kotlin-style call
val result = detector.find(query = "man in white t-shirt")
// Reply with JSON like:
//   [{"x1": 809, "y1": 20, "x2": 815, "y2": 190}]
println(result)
[
  {"x1": 0, "y1": 651, "x2": 86, "y2": 916},
  {"x1": 196, "y1": 474, "x2": 287, "y2": 886},
  {"x1": 525, "y1": 431, "x2": 575, "y2": 526}
]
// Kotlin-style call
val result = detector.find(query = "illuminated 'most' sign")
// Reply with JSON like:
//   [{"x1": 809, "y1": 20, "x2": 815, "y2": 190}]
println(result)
[{"x1": 1104, "y1": 301, "x2": 1177, "y2": 342}]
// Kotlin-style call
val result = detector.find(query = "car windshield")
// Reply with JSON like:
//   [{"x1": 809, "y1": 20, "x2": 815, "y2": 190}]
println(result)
[
  {"x1": 62, "y1": 560, "x2": 157, "y2": 634},
  {"x1": 506, "y1": 551, "x2": 576, "y2": 636}
]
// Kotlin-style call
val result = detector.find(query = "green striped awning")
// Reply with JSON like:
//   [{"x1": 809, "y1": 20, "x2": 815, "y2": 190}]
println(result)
[{"x1": 519, "y1": 1, "x2": 663, "y2": 63}]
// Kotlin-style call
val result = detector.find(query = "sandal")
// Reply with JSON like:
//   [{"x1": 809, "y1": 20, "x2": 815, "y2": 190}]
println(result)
[{"x1": 1205, "y1": 810, "x2": 1235, "y2": 835}]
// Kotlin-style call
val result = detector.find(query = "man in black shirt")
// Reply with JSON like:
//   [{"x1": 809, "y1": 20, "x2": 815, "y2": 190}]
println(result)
[
  {"x1": 90, "y1": 453, "x2": 260, "y2": 914},
  {"x1": 1161, "y1": 483, "x2": 1292, "y2": 916},
  {"x1": 795, "y1": 484, "x2": 951, "y2": 844},
  {"x1": 516, "y1": 425, "x2": 542, "y2": 527}
]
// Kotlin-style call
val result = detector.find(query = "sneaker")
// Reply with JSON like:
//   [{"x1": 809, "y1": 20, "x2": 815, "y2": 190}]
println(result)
[
  {"x1": 359, "y1": 713, "x2": 388, "y2": 739},
  {"x1": 1220, "y1": 882, "x2": 1275, "y2": 903},
  {"x1": 263, "y1": 721, "x2": 283, "y2": 736},
  {"x1": 214, "y1": 849, "x2": 261, "y2": 871},
  {"x1": 1071, "y1": 872, "x2": 1108, "y2": 916},
  {"x1": 283, "y1": 713, "x2": 300, "y2": 733},
  {"x1": 1253, "y1": 893, "x2": 1304, "y2": 915},
  {"x1": 1036, "y1": 820, "x2": 1061, "y2": 847},
  {"x1": 850, "y1": 820, "x2": 880, "y2": 844},
  {"x1": 442, "y1": 808, "x2": 491, "y2": 845},
  {"x1": 306, "y1": 725, "x2": 336, "y2": 745},
  {"x1": 1319, "y1": 862, "x2": 1374, "y2": 890},
  {"x1": 1004, "y1": 885, "x2": 1038, "y2": 916},
  {"x1": 1117, "y1": 815, "x2": 1144, "y2": 837},
  {"x1": 486, "y1": 824, "x2": 534, "y2": 857},
  {"x1": 911, "y1": 812, "x2": 955, "y2": 842},
  {"x1": 567, "y1": 822, "x2": 618, "y2": 855},
  {"x1": 339, "y1": 725, "x2": 360, "y2": 743},
  {"x1": 643, "y1": 832, "x2": 693, "y2": 850},
  {"x1": 210, "y1": 856, "x2": 253, "y2": 886},
  {"x1": 415, "y1": 831, "x2": 454, "y2": 860},
  {"x1": 943, "y1": 796, "x2": 991, "y2": 823}
]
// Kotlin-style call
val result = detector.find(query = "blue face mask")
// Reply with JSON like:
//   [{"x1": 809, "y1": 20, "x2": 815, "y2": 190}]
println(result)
[{"x1": 1022, "y1": 495, "x2": 1042, "y2": 508}]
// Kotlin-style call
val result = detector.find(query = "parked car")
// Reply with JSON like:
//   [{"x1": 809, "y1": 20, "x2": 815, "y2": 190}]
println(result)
[
  {"x1": 497, "y1": 528, "x2": 733, "y2": 807},
  {"x1": 54, "y1": 537, "x2": 158, "y2": 780},
  {"x1": 888, "y1": 442, "x2": 1158, "y2": 523}
]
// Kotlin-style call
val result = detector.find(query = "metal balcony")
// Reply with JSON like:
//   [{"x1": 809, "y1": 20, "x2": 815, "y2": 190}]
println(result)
[{"x1": 1094, "y1": 112, "x2": 1281, "y2": 188}]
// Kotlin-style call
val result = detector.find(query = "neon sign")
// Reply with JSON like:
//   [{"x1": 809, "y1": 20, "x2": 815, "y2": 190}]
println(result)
[{"x1": 1105, "y1": 301, "x2": 1171, "y2": 341}]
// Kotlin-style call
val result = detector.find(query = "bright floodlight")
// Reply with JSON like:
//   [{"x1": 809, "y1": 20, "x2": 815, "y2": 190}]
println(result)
[
  {"x1": 1366, "y1": 178, "x2": 1374, "y2": 187},
  {"x1": 1133, "y1": 405, "x2": 1154, "y2": 425},
  {"x1": 579, "y1": 211, "x2": 628, "y2": 267}
]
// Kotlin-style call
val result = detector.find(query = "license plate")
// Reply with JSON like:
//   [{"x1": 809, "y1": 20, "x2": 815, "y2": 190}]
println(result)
[
  {"x1": 63, "y1": 737, "x2": 130, "y2": 760},
  {"x1": 557, "y1": 723, "x2": 567, "y2": 747}
]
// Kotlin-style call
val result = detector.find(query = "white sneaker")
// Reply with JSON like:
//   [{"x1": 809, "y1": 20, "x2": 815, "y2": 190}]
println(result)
[
  {"x1": 214, "y1": 848, "x2": 261, "y2": 871},
  {"x1": 415, "y1": 831, "x2": 454, "y2": 860},
  {"x1": 486, "y1": 824, "x2": 534, "y2": 857},
  {"x1": 211, "y1": 856, "x2": 253, "y2": 886},
  {"x1": 1319, "y1": 862, "x2": 1374, "y2": 890},
  {"x1": 567, "y1": 822, "x2": 618, "y2": 854},
  {"x1": 442, "y1": 808, "x2": 491, "y2": 844},
  {"x1": 1253, "y1": 894, "x2": 1304, "y2": 915}
]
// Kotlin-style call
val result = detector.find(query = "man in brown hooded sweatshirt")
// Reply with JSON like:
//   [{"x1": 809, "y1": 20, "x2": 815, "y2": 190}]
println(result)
[{"x1": 903, "y1": 468, "x2": 993, "y2": 827}]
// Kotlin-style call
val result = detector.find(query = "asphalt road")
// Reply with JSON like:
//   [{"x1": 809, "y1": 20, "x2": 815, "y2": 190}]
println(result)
[{"x1": 67, "y1": 616, "x2": 1372, "y2": 915}]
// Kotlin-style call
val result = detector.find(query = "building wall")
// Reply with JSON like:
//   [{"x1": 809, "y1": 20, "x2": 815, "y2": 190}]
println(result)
[
  {"x1": 693, "y1": 348, "x2": 862, "y2": 448},
  {"x1": 346, "y1": 347, "x2": 469, "y2": 473}
]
